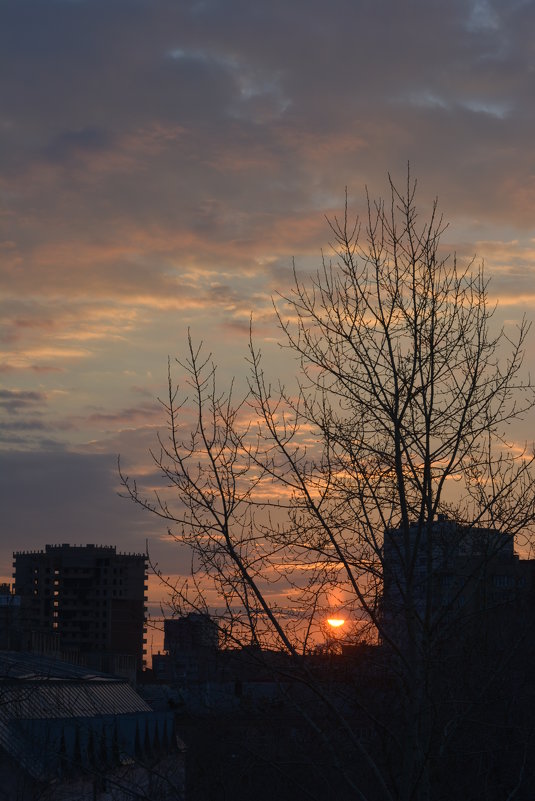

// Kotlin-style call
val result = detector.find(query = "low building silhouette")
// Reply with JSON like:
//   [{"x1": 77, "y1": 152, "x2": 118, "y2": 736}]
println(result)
[{"x1": 0, "y1": 651, "x2": 184, "y2": 800}]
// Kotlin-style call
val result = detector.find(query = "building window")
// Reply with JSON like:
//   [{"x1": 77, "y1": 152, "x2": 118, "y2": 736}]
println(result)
[{"x1": 493, "y1": 575, "x2": 515, "y2": 589}]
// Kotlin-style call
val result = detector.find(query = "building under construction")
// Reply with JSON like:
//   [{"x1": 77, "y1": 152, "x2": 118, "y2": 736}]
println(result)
[{"x1": 13, "y1": 544, "x2": 147, "y2": 672}]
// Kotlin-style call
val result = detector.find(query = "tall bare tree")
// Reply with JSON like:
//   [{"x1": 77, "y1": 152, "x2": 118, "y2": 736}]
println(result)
[{"x1": 122, "y1": 174, "x2": 535, "y2": 801}]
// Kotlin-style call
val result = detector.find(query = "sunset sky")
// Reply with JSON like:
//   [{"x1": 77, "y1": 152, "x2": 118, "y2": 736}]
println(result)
[{"x1": 2, "y1": 0, "x2": 535, "y2": 636}]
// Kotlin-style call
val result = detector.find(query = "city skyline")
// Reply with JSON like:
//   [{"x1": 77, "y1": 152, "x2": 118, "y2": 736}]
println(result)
[{"x1": 2, "y1": 0, "x2": 535, "y2": 616}]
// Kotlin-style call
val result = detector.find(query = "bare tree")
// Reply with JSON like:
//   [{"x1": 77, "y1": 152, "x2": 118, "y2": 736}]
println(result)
[{"x1": 121, "y1": 174, "x2": 535, "y2": 801}]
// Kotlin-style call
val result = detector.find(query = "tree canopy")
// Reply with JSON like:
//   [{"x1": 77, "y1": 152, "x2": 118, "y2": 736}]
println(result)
[{"x1": 122, "y1": 174, "x2": 535, "y2": 801}]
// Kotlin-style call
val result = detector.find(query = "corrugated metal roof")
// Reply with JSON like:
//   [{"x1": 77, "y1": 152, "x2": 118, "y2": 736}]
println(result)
[
  {"x1": 0, "y1": 680, "x2": 152, "y2": 719},
  {"x1": 0, "y1": 651, "x2": 152, "y2": 718},
  {"x1": 0, "y1": 653, "x2": 179, "y2": 782},
  {"x1": 0, "y1": 650, "x2": 115, "y2": 681}
]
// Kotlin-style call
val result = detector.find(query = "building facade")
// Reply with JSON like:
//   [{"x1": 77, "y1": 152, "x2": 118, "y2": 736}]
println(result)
[
  {"x1": 0, "y1": 583, "x2": 21, "y2": 650},
  {"x1": 13, "y1": 544, "x2": 147, "y2": 670},
  {"x1": 381, "y1": 515, "x2": 533, "y2": 650}
]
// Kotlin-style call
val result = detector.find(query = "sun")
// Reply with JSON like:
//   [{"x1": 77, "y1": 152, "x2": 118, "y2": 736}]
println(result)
[{"x1": 326, "y1": 618, "x2": 345, "y2": 628}]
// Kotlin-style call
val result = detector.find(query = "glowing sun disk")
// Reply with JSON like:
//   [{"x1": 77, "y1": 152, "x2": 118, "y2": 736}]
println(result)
[{"x1": 327, "y1": 618, "x2": 345, "y2": 628}]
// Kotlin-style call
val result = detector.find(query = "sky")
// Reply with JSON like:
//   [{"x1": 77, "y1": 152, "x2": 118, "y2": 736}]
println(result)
[{"x1": 2, "y1": 0, "x2": 535, "y2": 641}]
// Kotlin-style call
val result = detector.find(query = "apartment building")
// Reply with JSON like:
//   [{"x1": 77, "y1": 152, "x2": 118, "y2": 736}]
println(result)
[{"x1": 381, "y1": 515, "x2": 533, "y2": 649}]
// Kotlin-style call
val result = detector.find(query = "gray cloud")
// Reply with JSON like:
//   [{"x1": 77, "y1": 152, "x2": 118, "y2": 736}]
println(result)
[
  {"x1": 0, "y1": 447, "x2": 189, "y2": 579},
  {"x1": 42, "y1": 126, "x2": 115, "y2": 165},
  {"x1": 0, "y1": 419, "x2": 46, "y2": 431},
  {"x1": 0, "y1": 389, "x2": 46, "y2": 413},
  {"x1": 1, "y1": 0, "x2": 533, "y2": 233}
]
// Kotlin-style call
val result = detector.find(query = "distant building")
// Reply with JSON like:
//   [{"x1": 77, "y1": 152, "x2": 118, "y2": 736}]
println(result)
[
  {"x1": 160, "y1": 613, "x2": 219, "y2": 685},
  {"x1": 164, "y1": 613, "x2": 219, "y2": 653},
  {"x1": 13, "y1": 544, "x2": 148, "y2": 672},
  {"x1": 381, "y1": 515, "x2": 533, "y2": 649}
]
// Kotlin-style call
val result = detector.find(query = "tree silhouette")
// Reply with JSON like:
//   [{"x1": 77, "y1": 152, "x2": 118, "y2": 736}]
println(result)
[{"x1": 122, "y1": 173, "x2": 535, "y2": 801}]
